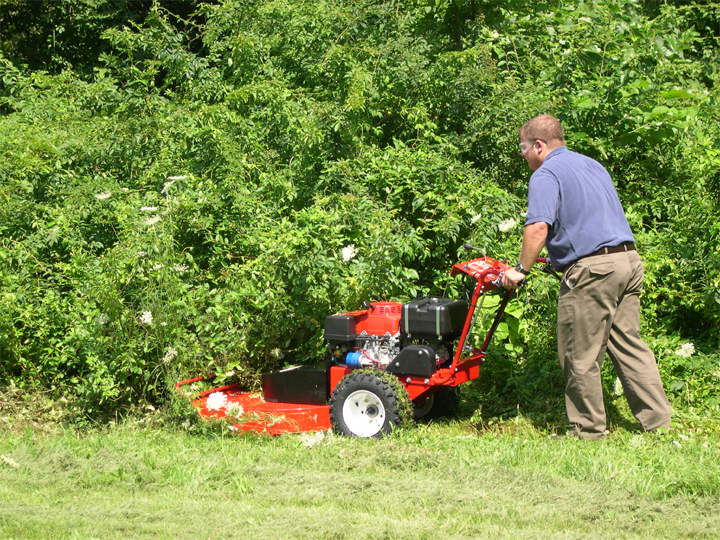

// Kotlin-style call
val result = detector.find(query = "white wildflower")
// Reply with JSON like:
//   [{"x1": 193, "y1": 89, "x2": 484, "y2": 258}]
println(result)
[
  {"x1": 97, "y1": 313, "x2": 110, "y2": 325},
  {"x1": 206, "y1": 392, "x2": 228, "y2": 412},
  {"x1": 713, "y1": 370, "x2": 720, "y2": 382},
  {"x1": 672, "y1": 440, "x2": 682, "y2": 449},
  {"x1": 152, "y1": 263, "x2": 164, "y2": 271},
  {"x1": 161, "y1": 322, "x2": 168, "y2": 327},
  {"x1": 136, "y1": 251, "x2": 147, "y2": 257},
  {"x1": 162, "y1": 346, "x2": 178, "y2": 364},
  {"x1": 498, "y1": 218, "x2": 517, "y2": 232},
  {"x1": 613, "y1": 377, "x2": 624, "y2": 396},
  {"x1": 140, "y1": 206, "x2": 157, "y2": 212},
  {"x1": 167, "y1": 175, "x2": 187, "y2": 181},
  {"x1": 299, "y1": 431, "x2": 326, "y2": 448},
  {"x1": 628, "y1": 435, "x2": 644, "y2": 448},
  {"x1": 225, "y1": 402, "x2": 244, "y2": 419},
  {"x1": 139, "y1": 311, "x2": 153, "y2": 325},
  {"x1": 675, "y1": 343, "x2": 695, "y2": 357},
  {"x1": 0, "y1": 455, "x2": 20, "y2": 469},
  {"x1": 145, "y1": 216, "x2": 161, "y2": 226},
  {"x1": 341, "y1": 244, "x2": 358, "y2": 262},
  {"x1": 95, "y1": 192, "x2": 112, "y2": 200},
  {"x1": 271, "y1": 348, "x2": 284, "y2": 360},
  {"x1": 471, "y1": 214, "x2": 482, "y2": 224},
  {"x1": 161, "y1": 180, "x2": 176, "y2": 194},
  {"x1": 173, "y1": 264, "x2": 188, "y2": 274}
]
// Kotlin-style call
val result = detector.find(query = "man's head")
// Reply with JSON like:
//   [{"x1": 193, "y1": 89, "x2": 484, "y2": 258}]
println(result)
[{"x1": 519, "y1": 114, "x2": 565, "y2": 171}]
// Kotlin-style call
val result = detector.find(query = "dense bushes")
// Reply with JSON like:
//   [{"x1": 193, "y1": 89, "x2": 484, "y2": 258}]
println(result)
[{"x1": 0, "y1": 0, "x2": 718, "y2": 417}]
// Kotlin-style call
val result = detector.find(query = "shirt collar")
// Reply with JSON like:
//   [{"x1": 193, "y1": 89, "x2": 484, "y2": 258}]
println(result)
[{"x1": 544, "y1": 145, "x2": 567, "y2": 163}]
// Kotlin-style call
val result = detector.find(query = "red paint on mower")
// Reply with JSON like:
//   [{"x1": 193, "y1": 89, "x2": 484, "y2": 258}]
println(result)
[{"x1": 176, "y1": 378, "x2": 331, "y2": 435}]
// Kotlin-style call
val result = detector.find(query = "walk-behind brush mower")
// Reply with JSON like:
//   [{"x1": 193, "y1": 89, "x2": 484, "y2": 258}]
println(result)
[{"x1": 177, "y1": 246, "x2": 555, "y2": 438}]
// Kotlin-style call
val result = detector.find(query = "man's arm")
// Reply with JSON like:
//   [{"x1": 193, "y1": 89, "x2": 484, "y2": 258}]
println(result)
[{"x1": 501, "y1": 221, "x2": 549, "y2": 289}]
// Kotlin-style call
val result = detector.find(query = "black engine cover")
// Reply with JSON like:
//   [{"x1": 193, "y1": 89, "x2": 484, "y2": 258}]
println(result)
[
  {"x1": 401, "y1": 296, "x2": 468, "y2": 339},
  {"x1": 324, "y1": 314, "x2": 356, "y2": 343},
  {"x1": 384, "y1": 344, "x2": 436, "y2": 378}
]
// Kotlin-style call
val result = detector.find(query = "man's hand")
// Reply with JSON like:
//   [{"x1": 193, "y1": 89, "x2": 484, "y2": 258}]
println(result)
[
  {"x1": 502, "y1": 221, "x2": 549, "y2": 289},
  {"x1": 502, "y1": 267, "x2": 526, "y2": 289}
]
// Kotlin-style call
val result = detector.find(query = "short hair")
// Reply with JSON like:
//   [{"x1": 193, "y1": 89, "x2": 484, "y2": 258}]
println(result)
[{"x1": 520, "y1": 114, "x2": 565, "y2": 144}]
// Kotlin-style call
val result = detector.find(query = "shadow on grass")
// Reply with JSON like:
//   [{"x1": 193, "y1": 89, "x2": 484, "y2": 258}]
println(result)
[{"x1": 418, "y1": 385, "x2": 644, "y2": 436}]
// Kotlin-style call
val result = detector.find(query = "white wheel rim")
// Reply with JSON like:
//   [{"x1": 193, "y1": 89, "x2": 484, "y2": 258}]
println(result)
[{"x1": 342, "y1": 390, "x2": 386, "y2": 437}]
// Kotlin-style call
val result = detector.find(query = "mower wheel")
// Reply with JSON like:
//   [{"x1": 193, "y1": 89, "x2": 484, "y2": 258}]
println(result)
[
  {"x1": 330, "y1": 368, "x2": 413, "y2": 438},
  {"x1": 423, "y1": 386, "x2": 461, "y2": 420},
  {"x1": 412, "y1": 394, "x2": 435, "y2": 419}
]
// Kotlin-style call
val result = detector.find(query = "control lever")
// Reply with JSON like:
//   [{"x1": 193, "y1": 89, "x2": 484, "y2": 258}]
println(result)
[{"x1": 539, "y1": 264, "x2": 561, "y2": 281}]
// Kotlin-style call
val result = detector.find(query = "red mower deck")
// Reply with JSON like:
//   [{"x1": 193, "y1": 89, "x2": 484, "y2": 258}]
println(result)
[{"x1": 177, "y1": 377, "x2": 331, "y2": 435}]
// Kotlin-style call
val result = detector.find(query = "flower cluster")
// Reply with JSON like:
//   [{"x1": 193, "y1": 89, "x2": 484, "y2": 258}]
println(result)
[
  {"x1": 342, "y1": 244, "x2": 358, "y2": 262},
  {"x1": 139, "y1": 311, "x2": 153, "y2": 325},
  {"x1": 498, "y1": 218, "x2": 517, "y2": 232},
  {"x1": 299, "y1": 430, "x2": 332, "y2": 447},
  {"x1": 205, "y1": 393, "x2": 245, "y2": 419},
  {"x1": 0, "y1": 454, "x2": 20, "y2": 469},
  {"x1": 675, "y1": 343, "x2": 695, "y2": 357},
  {"x1": 162, "y1": 346, "x2": 178, "y2": 364},
  {"x1": 206, "y1": 392, "x2": 228, "y2": 411},
  {"x1": 225, "y1": 402, "x2": 245, "y2": 419}
]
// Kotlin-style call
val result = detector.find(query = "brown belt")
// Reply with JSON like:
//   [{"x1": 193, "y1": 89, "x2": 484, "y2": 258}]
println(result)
[{"x1": 585, "y1": 242, "x2": 636, "y2": 259}]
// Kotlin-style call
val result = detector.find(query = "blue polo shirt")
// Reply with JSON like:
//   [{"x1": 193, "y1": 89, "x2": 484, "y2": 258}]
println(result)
[{"x1": 525, "y1": 146, "x2": 634, "y2": 270}]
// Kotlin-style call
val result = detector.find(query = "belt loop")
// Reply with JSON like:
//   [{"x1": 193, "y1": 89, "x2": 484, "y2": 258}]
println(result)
[{"x1": 603, "y1": 247, "x2": 608, "y2": 255}]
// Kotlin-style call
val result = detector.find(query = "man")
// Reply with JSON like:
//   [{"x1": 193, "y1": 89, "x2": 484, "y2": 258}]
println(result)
[{"x1": 501, "y1": 114, "x2": 672, "y2": 439}]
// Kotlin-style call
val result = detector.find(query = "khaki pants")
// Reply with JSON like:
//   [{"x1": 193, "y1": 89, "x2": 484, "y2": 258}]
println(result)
[{"x1": 557, "y1": 250, "x2": 671, "y2": 439}]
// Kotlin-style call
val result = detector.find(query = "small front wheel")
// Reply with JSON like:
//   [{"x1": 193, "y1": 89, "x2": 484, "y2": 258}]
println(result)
[{"x1": 330, "y1": 369, "x2": 412, "y2": 438}]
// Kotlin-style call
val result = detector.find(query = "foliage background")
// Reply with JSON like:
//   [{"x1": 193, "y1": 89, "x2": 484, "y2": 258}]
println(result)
[{"x1": 0, "y1": 0, "x2": 718, "y2": 420}]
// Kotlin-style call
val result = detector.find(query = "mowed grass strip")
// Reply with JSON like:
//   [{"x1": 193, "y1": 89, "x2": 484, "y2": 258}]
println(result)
[{"x1": 0, "y1": 421, "x2": 719, "y2": 540}]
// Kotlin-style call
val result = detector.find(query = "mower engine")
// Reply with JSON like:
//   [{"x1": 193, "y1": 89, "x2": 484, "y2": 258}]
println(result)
[{"x1": 324, "y1": 297, "x2": 467, "y2": 378}]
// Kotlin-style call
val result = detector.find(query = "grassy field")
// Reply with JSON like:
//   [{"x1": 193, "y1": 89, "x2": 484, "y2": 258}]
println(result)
[{"x1": 1, "y1": 412, "x2": 719, "y2": 540}]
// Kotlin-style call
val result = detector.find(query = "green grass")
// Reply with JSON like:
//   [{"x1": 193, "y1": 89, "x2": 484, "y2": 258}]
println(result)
[{"x1": 1, "y1": 417, "x2": 719, "y2": 540}]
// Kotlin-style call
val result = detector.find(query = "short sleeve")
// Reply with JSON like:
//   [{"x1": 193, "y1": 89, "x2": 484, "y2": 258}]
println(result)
[{"x1": 525, "y1": 169, "x2": 559, "y2": 227}]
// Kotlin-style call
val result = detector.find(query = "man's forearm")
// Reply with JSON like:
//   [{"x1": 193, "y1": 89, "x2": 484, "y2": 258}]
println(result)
[{"x1": 519, "y1": 222, "x2": 549, "y2": 271}]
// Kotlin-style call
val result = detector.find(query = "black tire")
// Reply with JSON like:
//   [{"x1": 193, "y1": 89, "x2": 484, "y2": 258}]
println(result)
[
  {"x1": 413, "y1": 393, "x2": 435, "y2": 419},
  {"x1": 329, "y1": 368, "x2": 413, "y2": 438},
  {"x1": 422, "y1": 386, "x2": 461, "y2": 420}
]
